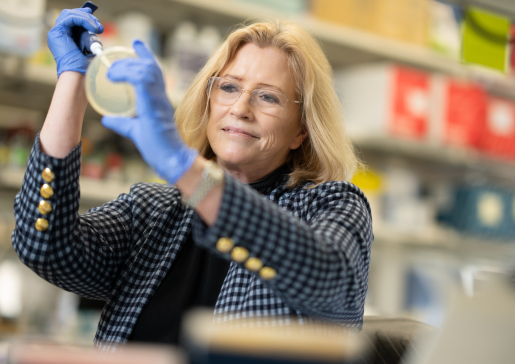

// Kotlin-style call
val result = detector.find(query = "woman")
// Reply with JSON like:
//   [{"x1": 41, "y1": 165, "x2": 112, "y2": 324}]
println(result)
[{"x1": 12, "y1": 7, "x2": 373, "y2": 349}]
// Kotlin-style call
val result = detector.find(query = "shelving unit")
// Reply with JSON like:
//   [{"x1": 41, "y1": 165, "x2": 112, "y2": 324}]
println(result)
[
  {"x1": 1, "y1": 166, "x2": 513, "y2": 258},
  {"x1": 351, "y1": 135, "x2": 515, "y2": 186},
  {"x1": 0, "y1": 168, "x2": 133, "y2": 203},
  {"x1": 0, "y1": 0, "x2": 512, "y2": 245}
]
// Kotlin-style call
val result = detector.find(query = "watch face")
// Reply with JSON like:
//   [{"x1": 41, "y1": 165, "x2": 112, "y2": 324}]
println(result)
[{"x1": 211, "y1": 167, "x2": 224, "y2": 181}]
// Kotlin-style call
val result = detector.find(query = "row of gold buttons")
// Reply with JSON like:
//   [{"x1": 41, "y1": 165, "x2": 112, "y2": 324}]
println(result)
[
  {"x1": 35, "y1": 168, "x2": 55, "y2": 232},
  {"x1": 216, "y1": 237, "x2": 277, "y2": 280}
]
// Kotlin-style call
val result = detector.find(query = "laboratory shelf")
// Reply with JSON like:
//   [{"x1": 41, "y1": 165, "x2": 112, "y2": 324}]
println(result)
[
  {"x1": 2, "y1": 0, "x2": 513, "y2": 109},
  {"x1": 0, "y1": 168, "x2": 133, "y2": 203},
  {"x1": 41, "y1": 0, "x2": 515, "y2": 99},
  {"x1": 351, "y1": 134, "x2": 515, "y2": 185},
  {"x1": 0, "y1": 166, "x2": 513, "y2": 256},
  {"x1": 166, "y1": 0, "x2": 515, "y2": 99},
  {"x1": 373, "y1": 223, "x2": 515, "y2": 259}
]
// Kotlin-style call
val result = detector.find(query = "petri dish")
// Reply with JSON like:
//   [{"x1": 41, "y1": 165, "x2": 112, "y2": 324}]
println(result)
[{"x1": 85, "y1": 46, "x2": 137, "y2": 117}]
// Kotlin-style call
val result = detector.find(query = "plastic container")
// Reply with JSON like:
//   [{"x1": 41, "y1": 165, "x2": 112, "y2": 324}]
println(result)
[{"x1": 85, "y1": 46, "x2": 137, "y2": 117}]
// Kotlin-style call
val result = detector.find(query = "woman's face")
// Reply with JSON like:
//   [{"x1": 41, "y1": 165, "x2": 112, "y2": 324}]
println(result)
[{"x1": 206, "y1": 43, "x2": 307, "y2": 181}]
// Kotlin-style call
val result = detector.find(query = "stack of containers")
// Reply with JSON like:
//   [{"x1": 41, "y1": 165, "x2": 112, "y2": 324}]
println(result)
[
  {"x1": 335, "y1": 62, "x2": 515, "y2": 241},
  {"x1": 335, "y1": 63, "x2": 515, "y2": 161},
  {"x1": 334, "y1": 63, "x2": 431, "y2": 140}
]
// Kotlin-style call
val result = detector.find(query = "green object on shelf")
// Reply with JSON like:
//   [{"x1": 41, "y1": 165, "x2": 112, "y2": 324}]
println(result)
[{"x1": 461, "y1": 6, "x2": 510, "y2": 72}]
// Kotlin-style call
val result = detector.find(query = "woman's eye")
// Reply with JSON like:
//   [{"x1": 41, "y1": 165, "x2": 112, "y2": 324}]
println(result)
[
  {"x1": 220, "y1": 83, "x2": 239, "y2": 93},
  {"x1": 259, "y1": 92, "x2": 280, "y2": 104}
]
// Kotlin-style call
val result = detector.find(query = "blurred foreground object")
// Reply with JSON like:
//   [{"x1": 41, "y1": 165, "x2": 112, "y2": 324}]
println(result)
[
  {"x1": 461, "y1": 7, "x2": 511, "y2": 72},
  {"x1": 409, "y1": 273, "x2": 515, "y2": 364},
  {"x1": 182, "y1": 309, "x2": 367, "y2": 364},
  {"x1": 360, "y1": 317, "x2": 438, "y2": 364},
  {"x1": 0, "y1": 0, "x2": 46, "y2": 56},
  {"x1": 8, "y1": 341, "x2": 184, "y2": 364}
]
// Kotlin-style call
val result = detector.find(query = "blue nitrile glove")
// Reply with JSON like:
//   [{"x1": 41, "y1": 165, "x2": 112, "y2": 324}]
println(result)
[
  {"x1": 101, "y1": 40, "x2": 199, "y2": 185},
  {"x1": 47, "y1": 8, "x2": 103, "y2": 78}
]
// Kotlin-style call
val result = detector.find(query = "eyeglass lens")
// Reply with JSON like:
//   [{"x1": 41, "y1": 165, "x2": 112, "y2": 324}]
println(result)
[{"x1": 209, "y1": 77, "x2": 289, "y2": 116}]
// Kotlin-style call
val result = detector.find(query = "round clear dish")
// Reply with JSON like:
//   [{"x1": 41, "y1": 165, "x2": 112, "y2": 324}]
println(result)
[{"x1": 85, "y1": 46, "x2": 137, "y2": 117}]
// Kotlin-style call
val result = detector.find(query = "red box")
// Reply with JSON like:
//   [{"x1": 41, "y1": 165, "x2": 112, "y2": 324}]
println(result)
[
  {"x1": 431, "y1": 77, "x2": 487, "y2": 148},
  {"x1": 444, "y1": 80, "x2": 486, "y2": 147},
  {"x1": 478, "y1": 97, "x2": 515, "y2": 160},
  {"x1": 390, "y1": 66, "x2": 430, "y2": 139}
]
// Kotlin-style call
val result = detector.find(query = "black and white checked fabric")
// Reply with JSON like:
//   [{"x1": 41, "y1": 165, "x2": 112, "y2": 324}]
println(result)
[{"x1": 12, "y1": 133, "x2": 374, "y2": 350}]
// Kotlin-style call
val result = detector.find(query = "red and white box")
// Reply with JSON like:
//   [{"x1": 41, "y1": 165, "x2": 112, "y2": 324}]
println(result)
[
  {"x1": 430, "y1": 76, "x2": 487, "y2": 148},
  {"x1": 478, "y1": 97, "x2": 515, "y2": 160},
  {"x1": 334, "y1": 63, "x2": 431, "y2": 140}
]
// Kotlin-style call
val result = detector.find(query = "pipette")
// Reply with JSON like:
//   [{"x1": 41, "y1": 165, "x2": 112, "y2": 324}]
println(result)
[
  {"x1": 73, "y1": 1, "x2": 137, "y2": 116},
  {"x1": 72, "y1": 1, "x2": 111, "y2": 67}
]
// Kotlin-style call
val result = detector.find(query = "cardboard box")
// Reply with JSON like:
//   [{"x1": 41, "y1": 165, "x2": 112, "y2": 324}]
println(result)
[{"x1": 312, "y1": 0, "x2": 429, "y2": 45}]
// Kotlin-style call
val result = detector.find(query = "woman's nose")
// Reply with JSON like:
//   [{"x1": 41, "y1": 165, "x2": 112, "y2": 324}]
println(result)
[{"x1": 230, "y1": 90, "x2": 253, "y2": 119}]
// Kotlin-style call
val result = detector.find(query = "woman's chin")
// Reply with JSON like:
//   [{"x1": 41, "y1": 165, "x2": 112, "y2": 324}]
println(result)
[{"x1": 214, "y1": 150, "x2": 255, "y2": 168}]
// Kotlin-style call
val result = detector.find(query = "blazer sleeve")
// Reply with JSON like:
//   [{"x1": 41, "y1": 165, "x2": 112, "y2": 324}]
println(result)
[
  {"x1": 12, "y1": 133, "x2": 135, "y2": 300},
  {"x1": 192, "y1": 173, "x2": 374, "y2": 321}
]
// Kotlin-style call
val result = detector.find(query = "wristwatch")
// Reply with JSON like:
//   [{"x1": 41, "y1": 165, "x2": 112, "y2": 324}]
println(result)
[{"x1": 181, "y1": 160, "x2": 224, "y2": 208}]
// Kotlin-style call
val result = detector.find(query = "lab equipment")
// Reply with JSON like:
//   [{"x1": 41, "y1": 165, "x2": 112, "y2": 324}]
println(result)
[
  {"x1": 75, "y1": 2, "x2": 137, "y2": 117},
  {"x1": 47, "y1": 5, "x2": 103, "y2": 77},
  {"x1": 101, "y1": 40, "x2": 198, "y2": 185},
  {"x1": 85, "y1": 46, "x2": 137, "y2": 117}
]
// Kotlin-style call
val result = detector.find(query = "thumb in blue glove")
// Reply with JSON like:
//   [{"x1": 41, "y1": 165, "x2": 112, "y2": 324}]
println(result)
[
  {"x1": 47, "y1": 7, "x2": 104, "y2": 78},
  {"x1": 101, "y1": 39, "x2": 198, "y2": 185}
]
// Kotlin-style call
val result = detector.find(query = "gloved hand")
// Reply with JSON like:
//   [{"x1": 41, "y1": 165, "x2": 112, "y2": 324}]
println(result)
[
  {"x1": 101, "y1": 40, "x2": 199, "y2": 185},
  {"x1": 47, "y1": 7, "x2": 103, "y2": 78}
]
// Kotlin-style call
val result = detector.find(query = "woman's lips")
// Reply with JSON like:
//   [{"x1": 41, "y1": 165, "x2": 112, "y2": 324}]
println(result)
[{"x1": 221, "y1": 127, "x2": 258, "y2": 138}]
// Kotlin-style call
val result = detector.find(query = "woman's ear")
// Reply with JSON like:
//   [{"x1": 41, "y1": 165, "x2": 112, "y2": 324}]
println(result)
[{"x1": 289, "y1": 124, "x2": 308, "y2": 150}]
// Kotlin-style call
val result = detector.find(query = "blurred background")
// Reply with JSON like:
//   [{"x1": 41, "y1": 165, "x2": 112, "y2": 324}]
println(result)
[{"x1": 0, "y1": 0, "x2": 514, "y2": 350}]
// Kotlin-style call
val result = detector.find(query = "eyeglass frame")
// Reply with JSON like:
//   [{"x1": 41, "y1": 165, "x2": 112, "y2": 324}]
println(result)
[{"x1": 206, "y1": 76, "x2": 301, "y2": 114}]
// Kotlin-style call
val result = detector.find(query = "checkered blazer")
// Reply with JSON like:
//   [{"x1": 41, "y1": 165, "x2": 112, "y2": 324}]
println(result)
[{"x1": 12, "y1": 134, "x2": 374, "y2": 350}]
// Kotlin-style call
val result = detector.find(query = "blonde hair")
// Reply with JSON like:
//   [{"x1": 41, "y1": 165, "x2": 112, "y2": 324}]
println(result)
[{"x1": 175, "y1": 20, "x2": 360, "y2": 188}]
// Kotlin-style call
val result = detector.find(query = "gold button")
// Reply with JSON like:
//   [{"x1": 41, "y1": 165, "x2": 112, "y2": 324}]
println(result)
[
  {"x1": 216, "y1": 237, "x2": 234, "y2": 254},
  {"x1": 35, "y1": 218, "x2": 49, "y2": 231},
  {"x1": 42, "y1": 168, "x2": 54, "y2": 183},
  {"x1": 259, "y1": 266, "x2": 277, "y2": 280},
  {"x1": 38, "y1": 200, "x2": 52, "y2": 215},
  {"x1": 231, "y1": 247, "x2": 249, "y2": 263},
  {"x1": 40, "y1": 184, "x2": 54, "y2": 199},
  {"x1": 245, "y1": 257, "x2": 263, "y2": 272}
]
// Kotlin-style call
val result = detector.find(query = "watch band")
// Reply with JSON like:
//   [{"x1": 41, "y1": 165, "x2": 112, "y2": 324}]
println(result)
[{"x1": 181, "y1": 160, "x2": 224, "y2": 208}]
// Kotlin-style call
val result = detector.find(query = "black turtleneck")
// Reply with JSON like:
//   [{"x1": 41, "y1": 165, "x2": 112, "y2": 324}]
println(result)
[{"x1": 128, "y1": 164, "x2": 289, "y2": 345}]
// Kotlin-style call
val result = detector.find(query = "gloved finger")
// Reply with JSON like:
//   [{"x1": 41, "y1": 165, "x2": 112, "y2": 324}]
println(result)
[
  {"x1": 132, "y1": 39, "x2": 157, "y2": 62},
  {"x1": 101, "y1": 116, "x2": 136, "y2": 139},
  {"x1": 57, "y1": 12, "x2": 103, "y2": 34},
  {"x1": 77, "y1": 7, "x2": 93, "y2": 14},
  {"x1": 107, "y1": 58, "x2": 155, "y2": 84}
]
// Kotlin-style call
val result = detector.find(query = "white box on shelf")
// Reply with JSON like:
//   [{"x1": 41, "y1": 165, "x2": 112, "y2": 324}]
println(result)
[
  {"x1": 334, "y1": 63, "x2": 431, "y2": 141},
  {"x1": 0, "y1": 0, "x2": 46, "y2": 56}
]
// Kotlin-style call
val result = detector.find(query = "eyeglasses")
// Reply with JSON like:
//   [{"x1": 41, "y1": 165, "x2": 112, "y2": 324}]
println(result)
[{"x1": 207, "y1": 77, "x2": 300, "y2": 116}]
